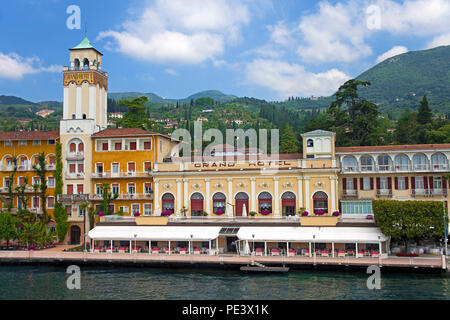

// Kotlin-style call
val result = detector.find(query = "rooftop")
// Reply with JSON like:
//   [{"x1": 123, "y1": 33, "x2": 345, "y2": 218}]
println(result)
[
  {"x1": 0, "y1": 130, "x2": 59, "y2": 141},
  {"x1": 336, "y1": 143, "x2": 450, "y2": 153},
  {"x1": 92, "y1": 128, "x2": 160, "y2": 138}
]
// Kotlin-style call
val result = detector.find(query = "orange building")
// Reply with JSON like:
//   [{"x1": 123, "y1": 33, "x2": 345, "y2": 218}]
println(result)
[{"x1": 0, "y1": 131, "x2": 59, "y2": 219}]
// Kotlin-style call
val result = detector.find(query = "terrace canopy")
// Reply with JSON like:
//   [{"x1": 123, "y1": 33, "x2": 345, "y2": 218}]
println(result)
[{"x1": 88, "y1": 226, "x2": 222, "y2": 241}]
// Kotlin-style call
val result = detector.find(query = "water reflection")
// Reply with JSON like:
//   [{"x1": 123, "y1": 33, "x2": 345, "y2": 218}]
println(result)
[{"x1": 0, "y1": 266, "x2": 448, "y2": 300}]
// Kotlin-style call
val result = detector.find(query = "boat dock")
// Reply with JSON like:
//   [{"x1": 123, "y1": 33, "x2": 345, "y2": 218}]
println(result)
[{"x1": 0, "y1": 250, "x2": 446, "y2": 273}]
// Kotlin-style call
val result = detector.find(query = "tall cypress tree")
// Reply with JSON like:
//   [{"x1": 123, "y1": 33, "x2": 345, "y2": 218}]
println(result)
[{"x1": 417, "y1": 95, "x2": 432, "y2": 125}]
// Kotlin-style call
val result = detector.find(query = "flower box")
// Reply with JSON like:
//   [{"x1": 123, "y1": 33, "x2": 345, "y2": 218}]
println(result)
[
  {"x1": 134, "y1": 212, "x2": 140, "y2": 217},
  {"x1": 260, "y1": 210, "x2": 271, "y2": 215},
  {"x1": 301, "y1": 211, "x2": 309, "y2": 217},
  {"x1": 215, "y1": 209, "x2": 225, "y2": 215},
  {"x1": 98, "y1": 211, "x2": 105, "y2": 217},
  {"x1": 332, "y1": 211, "x2": 340, "y2": 217},
  {"x1": 161, "y1": 210, "x2": 173, "y2": 217}
]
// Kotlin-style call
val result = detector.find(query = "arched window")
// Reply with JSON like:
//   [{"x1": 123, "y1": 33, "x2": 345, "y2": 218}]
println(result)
[
  {"x1": 343, "y1": 156, "x2": 357, "y2": 171},
  {"x1": 377, "y1": 155, "x2": 392, "y2": 171},
  {"x1": 258, "y1": 192, "x2": 272, "y2": 214},
  {"x1": 162, "y1": 193, "x2": 174, "y2": 214},
  {"x1": 83, "y1": 58, "x2": 89, "y2": 70},
  {"x1": 307, "y1": 139, "x2": 314, "y2": 147},
  {"x1": 413, "y1": 153, "x2": 428, "y2": 170},
  {"x1": 212, "y1": 192, "x2": 226, "y2": 215},
  {"x1": 313, "y1": 191, "x2": 328, "y2": 214},
  {"x1": 431, "y1": 153, "x2": 448, "y2": 170},
  {"x1": 360, "y1": 156, "x2": 374, "y2": 171},
  {"x1": 394, "y1": 154, "x2": 410, "y2": 170},
  {"x1": 78, "y1": 142, "x2": 84, "y2": 152},
  {"x1": 73, "y1": 58, "x2": 80, "y2": 70},
  {"x1": 281, "y1": 191, "x2": 296, "y2": 216},
  {"x1": 190, "y1": 192, "x2": 204, "y2": 216},
  {"x1": 69, "y1": 143, "x2": 76, "y2": 152}
]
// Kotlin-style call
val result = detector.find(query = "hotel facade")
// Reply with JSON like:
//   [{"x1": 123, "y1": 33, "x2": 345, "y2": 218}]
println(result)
[{"x1": 0, "y1": 37, "x2": 449, "y2": 254}]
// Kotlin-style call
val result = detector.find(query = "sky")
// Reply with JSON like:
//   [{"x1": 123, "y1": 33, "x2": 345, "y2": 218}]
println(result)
[{"x1": 1, "y1": 0, "x2": 450, "y2": 103}]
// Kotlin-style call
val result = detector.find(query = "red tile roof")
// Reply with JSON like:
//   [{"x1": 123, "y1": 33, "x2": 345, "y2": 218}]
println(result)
[
  {"x1": 170, "y1": 153, "x2": 303, "y2": 162},
  {"x1": 92, "y1": 128, "x2": 159, "y2": 138},
  {"x1": 0, "y1": 130, "x2": 59, "y2": 140},
  {"x1": 336, "y1": 144, "x2": 450, "y2": 153}
]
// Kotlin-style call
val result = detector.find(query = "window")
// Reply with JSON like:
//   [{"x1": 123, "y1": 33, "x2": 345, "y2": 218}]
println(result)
[
  {"x1": 307, "y1": 139, "x2": 314, "y2": 147},
  {"x1": 19, "y1": 140, "x2": 27, "y2": 146},
  {"x1": 70, "y1": 143, "x2": 76, "y2": 152},
  {"x1": 112, "y1": 163, "x2": 119, "y2": 174},
  {"x1": 343, "y1": 156, "x2": 357, "y2": 171},
  {"x1": 380, "y1": 177, "x2": 388, "y2": 190},
  {"x1": 360, "y1": 156, "x2": 374, "y2": 171},
  {"x1": 395, "y1": 155, "x2": 410, "y2": 170},
  {"x1": 32, "y1": 140, "x2": 41, "y2": 146},
  {"x1": 114, "y1": 142, "x2": 122, "y2": 151},
  {"x1": 129, "y1": 141, "x2": 137, "y2": 150},
  {"x1": 102, "y1": 142, "x2": 108, "y2": 151},
  {"x1": 128, "y1": 183, "x2": 136, "y2": 194},
  {"x1": 431, "y1": 153, "x2": 448, "y2": 169},
  {"x1": 413, "y1": 154, "x2": 428, "y2": 170},
  {"x1": 144, "y1": 141, "x2": 151, "y2": 150},
  {"x1": 69, "y1": 163, "x2": 76, "y2": 173},
  {"x1": 96, "y1": 163, "x2": 103, "y2": 174},
  {"x1": 128, "y1": 162, "x2": 136, "y2": 172},
  {"x1": 213, "y1": 192, "x2": 226, "y2": 214},
  {"x1": 95, "y1": 184, "x2": 103, "y2": 195},
  {"x1": 65, "y1": 205, "x2": 72, "y2": 217},
  {"x1": 47, "y1": 197, "x2": 55, "y2": 208},
  {"x1": 258, "y1": 192, "x2": 272, "y2": 214},
  {"x1": 434, "y1": 176, "x2": 443, "y2": 189},
  {"x1": 377, "y1": 155, "x2": 392, "y2": 171},
  {"x1": 341, "y1": 201, "x2": 373, "y2": 215},
  {"x1": 32, "y1": 196, "x2": 40, "y2": 209},
  {"x1": 144, "y1": 203, "x2": 152, "y2": 216},
  {"x1": 144, "y1": 161, "x2": 152, "y2": 171},
  {"x1": 397, "y1": 177, "x2": 406, "y2": 190},
  {"x1": 132, "y1": 204, "x2": 140, "y2": 215},
  {"x1": 33, "y1": 177, "x2": 40, "y2": 185},
  {"x1": 19, "y1": 177, "x2": 25, "y2": 186},
  {"x1": 415, "y1": 176, "x2": 424, "y2": 189},
  {"x1": 346, "y1": 178, "x2": 355, "y2": 190},
  {"x1": 111, "y1": 183, "x2": 119, "y2": 194},
  {"x1": 67, "y1": 184, "x2": 73, "y2": 195},
  {"x1": 144, "y1": 182, "x2": 152, "y2": 194},
  {"x1": 362, "y1": 177, "x2": 371, "y2": 190},
  {"x1": 78, "y1": 143, "x2": 84, "y2": 152},
  {"x1": 77, "y1": 184, "x2": 84, "y2": 194},
  {"x1": 78, "y1": 207, "x2": 85, "y2": 217},
  {"x1": 48, "y1": 177, "x2": 55, "y2": 188},
  {"x1": 78, "y1": 163, "x2": 84, "y2": 173},
  {"x1": 4, "y1": 141, "x2": 12, "y2": 147},
  {"x1": 49, "y1": 156, "x2": 56, "y2": 165},
  {"x1": 47, "y1": 140, "x2": 55, "y2": 145},
  {"x1": 4, "y1": 177, "x2": 10, "y2": 188},
  {"x1": 119, "y1": 206, "x2": 129, "y2": 214}
]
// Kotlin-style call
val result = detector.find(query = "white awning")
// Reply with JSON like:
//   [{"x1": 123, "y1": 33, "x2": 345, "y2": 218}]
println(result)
[
  {"x1": 88, "y1": 226, "x2": 222, "y2": 241},
  {"x1": 237, "y1": 227, "x2": 389, "y2": 243}
]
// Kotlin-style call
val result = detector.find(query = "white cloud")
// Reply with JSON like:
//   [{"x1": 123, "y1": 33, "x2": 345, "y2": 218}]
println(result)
[
  {"x1": 376, "y1": 46, "x2": 408, "y2": 63},
  {"x1": 296, "y1": 1, "x2": 372, "y2": 63},
  {"x1": 0, "y1": 52, "x2": 61, "y2": 80},
  {"x1": 165, "y1": 68, "x2": 178, "y2": 76},
  {"x1": 98, "y1": 0, "x2": 251, "y2": 64},
  {"x1": 245, "y1": 59, "x2": 350, "y2": 99},
  {"x1": 427, "y1": 33, "x2": 450, "y2": 49}
]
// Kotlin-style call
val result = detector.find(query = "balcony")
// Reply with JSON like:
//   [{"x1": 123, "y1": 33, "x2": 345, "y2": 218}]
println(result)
[
  {"x1": 429, "y1": 189, "x2": 448, "y2": 197},
  {"x1": 431, "y1": 164, "x2": 448, "y2": 172},
  {"x1": 89, "y1": 193, "x2": 154, "y2": 201},
  {"x1": 47, "y1": 164, "x2": 56, "y2": 171},
  {"x1": 65, "y1": 172, "x2": 85, "y2": 179},
  {"x1": 92, "y1": 171, "x2": 150, "y2": 179},
  {"x1": 377, "y1": 165, "x2": 393, "y2": 172},
  {"x1": 343, "y1": 189, "x2": 358, "y2": 197},
  {"x1": 394, "y1": 165, "x2": 410, "y2": 172},
  {"x1": 66, "y1": 151, "x2": 84, "y2": 161},
  {"x1": 17, "y1": 165, "x2": 29, "y2": 171},
  {"x1": 57, "y1": 194, "x2": 89, "y2": 203},
  {"x1": 376, "y1": 189, "x2": 392, "y2": 197},
  {"x1": 413, "y1": 164, "x2": 428, "y2": 171},
  {"x1": 412, "y1": 189, "x2": 428, "y2": 197}
]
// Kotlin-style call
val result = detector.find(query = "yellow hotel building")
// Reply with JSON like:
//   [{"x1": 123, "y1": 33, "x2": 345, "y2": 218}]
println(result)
[{"x1": 0, "y1": 36, "x2": 449, "y2": 253}]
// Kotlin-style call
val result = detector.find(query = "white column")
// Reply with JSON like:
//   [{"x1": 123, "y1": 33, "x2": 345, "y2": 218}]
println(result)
[
  {"x1": 264, "y1": 242, "x2": 267, "y2": 256},
  {"x1": 309, "y1": 242, "x2": 312, "y2": 257},
  {"x1": 297, "y1": 177, "x2": 303, "y2": 210},
  {"x1": 89, "y1": 85, "x2": 96, "y2": 120},
  {"x1": 76, "y1": 86, "x2": 82, "y2": 119},
  {"x1": 98, "y1": 87, "x2": 103, "y2": 128},
  {"x1": 104, "y1": 90, "x2": 108, "y2": 128},
  {"x1": 153, "y1": 179, "x2": 160, "y2": 215},
  {"x1": 356, "y1": 242, "x2": 358, "y2": 258},
  {"x1": 205, "y1": 178, "x2": 210, "y2": 215},
  {"x1": 63, "y1": 87, "x2": 69, "y2": 119},
  {"x1": 176, "y1": 179, "x2": 182, "y2": 216},
  {"x1": 274, "y1": 177, "x2": 280, "y2": 217},
  {"x1": 250, "y1": 178, "x2": 256, "y2": 212},
  {"x1": 183, "y1": 179, "x2": 188, "y2": 214},
  {"x1": 304, "y1": 177, "x2": 310, "y2": 212},
  {"x1": 332, "y1": 242, "x2": 335, "y2": 257},
  {"x1": 330, "y1": 176, "x2": 337, "y2": 213},
  {"x1": 169, "y1": 241, "x2": 171, "y2": 255},
  {"x1": 227, "y1": 178, "x2": 233, "y2": 217}
]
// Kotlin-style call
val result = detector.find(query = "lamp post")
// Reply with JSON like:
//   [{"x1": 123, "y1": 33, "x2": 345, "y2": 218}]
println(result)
[
  {"x1": 227, "y1": 202, "x2": 235, "y2": 218},
  {"x1": 252, "y1": 234, "x2": 255, "y2": 254},
  {"x1": 134, "y1": 234, "x2": 137, "y2": 253},
  {"x1": 313, "y1": 235, "x2": 316, "y2": 258},
  {"x1": 443, "y1": 196, "x2": 448, "y2": 256},
  {"x1": 190, "y1": 234, "x2": 193, "y2": 255}
]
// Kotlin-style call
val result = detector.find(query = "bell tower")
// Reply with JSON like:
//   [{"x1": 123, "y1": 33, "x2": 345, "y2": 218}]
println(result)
[{"x1": 59, "y1": 35, "x2": 108, "y2": 240}]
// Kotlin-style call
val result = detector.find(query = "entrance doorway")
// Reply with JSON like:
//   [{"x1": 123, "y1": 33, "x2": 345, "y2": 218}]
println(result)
[
  {"x1": 70, "y1": 225, "x2": 81, "y2": 245},
  {"x1": 226, "y1": 236, "x2": 238, "y2": 253},
  {"x1": 235, "y1": 192, "x2": 249, "y2": 216}
]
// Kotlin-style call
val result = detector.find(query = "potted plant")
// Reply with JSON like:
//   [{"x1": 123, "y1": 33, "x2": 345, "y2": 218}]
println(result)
[
  {"x1": 332, "y1": 211, "x2": 341, "y2": 217},
  {"x1": 366, "y1": 214, "x2": 374, "y2": 220},
  {"x1": 134, "y1": 212, "x2": 140, "y2": 217},
  {"x1": 202, "y1": 211, "x2": 208, "y2": 217},
  {"x1": 161, "y1": 210, "x2": 173, "y2": 217},
  {"x1": 249, "y1": 211, "x2": 257, "y2": 217},
  {"x1": 301, "y1": 211, "x2": 309, "y2": 217},
  {"x1": 215, "y1": 209, "x2": 225, "y2": 215},
  {"x1": 98, "y1": 211, "x2": 105, "y2": 217},
  {"x1": 297, "y1": 207, "x2": 306, "y2": 216},
  {"x1": 260, "y1": 210, "x2": 271, "y2": 216},
  {"x1": 314, "y1": 210, "x2": 326, "y2": 216}
]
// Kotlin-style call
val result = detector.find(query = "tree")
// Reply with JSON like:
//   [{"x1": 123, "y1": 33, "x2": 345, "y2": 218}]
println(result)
[
  {"x1": 373, "y1": 200, "x2": 445, "y2": 252},
  {"x1": 417, "y1": 95, "x2": 432, "y2": 125},
  {"x1": 0, "y1": 212, "x2": 17, "y2": 246},
  {"x1": 32, "y1": 152, "x2": 48, "y2": 222},
  {"x1": 117, "y1": 96, "x2": 153, "y2": 130},
  {"x1": 395, "y1": 109, "x2": 419, "y2": 144},
  {"x1": 280, "y1": 124, "x2": 298, "y2": 153},
  {"x1": 53, "y1": 143, "x2": 68, "y2": 242},
  {"x1": 99, "y1": 183, "x2": 118, "y2": 215}
]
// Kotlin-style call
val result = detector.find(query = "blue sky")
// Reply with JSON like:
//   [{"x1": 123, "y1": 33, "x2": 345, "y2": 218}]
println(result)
[{"x1": 1, "y1": 0, "x2": 450, "y2": 102}]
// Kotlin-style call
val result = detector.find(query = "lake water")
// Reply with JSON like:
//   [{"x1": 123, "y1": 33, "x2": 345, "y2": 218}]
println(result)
[{"x1": 0, "y1": 265, "x2": 448, "y2": 300}]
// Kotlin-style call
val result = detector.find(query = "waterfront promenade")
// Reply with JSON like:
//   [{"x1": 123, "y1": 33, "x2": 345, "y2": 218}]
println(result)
[{"x1": 0, "y1": 248, "x2": 445, "y2": 272}]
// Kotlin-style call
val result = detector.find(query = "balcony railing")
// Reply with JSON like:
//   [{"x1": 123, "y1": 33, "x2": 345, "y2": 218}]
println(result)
[
  {"x1": 431, "y1": 164, "x2": 448, "y2": 171},
  {"x1": 66, "y1": 151, "x2": 84, "y2": 160},
  {"x1": 92, "y1": 171, "x2": 150, "y2": 178},
  {"x1": 89, "y1": 193, "x2": 154, "y2": 201},
  {"x1": 413, "y1": 164, "x2": 428, "y2": 171},
  {"x1": 342, "y1": 163, "x2": 446, "y2": 173},
  {"x1": 412, "y1": 189, "x2": 428, "y2": 197},
  {"x1": 57, "y1": 194, "x2": 89, "y2": 202},
  {"x1": 65, "y1": 172, "x2": 85, "y2": 179},
  {"x1": 343, "y1": 189, "x2": 358, "y2": 197},
  {"x1": 430, "y1": 189, "x2": 448, "y2": 196},
  {"x1": 412, "y1": 189, "x2": 448, "y2": 197},
  {"x1": 376, "y1": 189, "x2": 393, "y2": 197}
]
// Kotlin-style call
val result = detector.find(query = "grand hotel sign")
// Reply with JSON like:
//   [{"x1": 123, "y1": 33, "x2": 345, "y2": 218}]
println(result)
[{"x1": 193, "y1": 161, "x2": 293, "y2": 168}]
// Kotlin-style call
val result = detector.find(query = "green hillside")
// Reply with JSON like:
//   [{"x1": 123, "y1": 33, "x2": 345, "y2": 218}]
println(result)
[
  {"x1": 108, "y1": 90, "x2": 236, "y2": 104},
  {"x1": 356, "y1": 45, "x2": 450, "y2": 114}
]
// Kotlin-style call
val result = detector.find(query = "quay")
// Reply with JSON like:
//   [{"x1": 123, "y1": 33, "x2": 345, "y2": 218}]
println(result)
[{"x1": 0, "y1": 250, "x2": 446, "y2": 273}]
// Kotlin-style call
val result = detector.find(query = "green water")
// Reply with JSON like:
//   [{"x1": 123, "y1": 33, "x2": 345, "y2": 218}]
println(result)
[{"x1": 0, "y1": 265, "x2": 448, "y2": 300}]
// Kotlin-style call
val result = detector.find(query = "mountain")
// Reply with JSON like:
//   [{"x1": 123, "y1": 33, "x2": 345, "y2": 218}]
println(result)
[
  {"x1": 356, "y1": 45, "x2": 450, "y2": 114},
  {"x1": 108, "y1": 90, "x2": 237, "y2": 104},
  {"x1": 0, "y1": 95, "x2": 37, "y2": 106}
]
